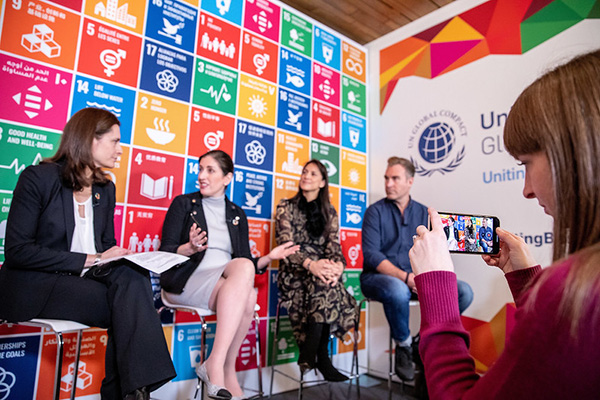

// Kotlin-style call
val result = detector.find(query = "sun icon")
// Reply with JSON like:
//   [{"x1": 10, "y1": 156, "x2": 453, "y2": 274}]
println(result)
[
  {"x1": 248, "y1": 95, "x2": 267, "y2": 118},
  {"x1": 349, "y1": 169, "x2": 360, "y2": 184}
]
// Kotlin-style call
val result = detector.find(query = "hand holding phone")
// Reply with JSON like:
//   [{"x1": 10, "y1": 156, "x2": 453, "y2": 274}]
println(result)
[
  {"x1": 482, "y1": 228, "x2": 537, "y2": 273},
  {"x1": 409, "y1": 208, "x2": 455, "y2": 275},
  {"x1": 434, "y1": 212, "x2": 500, "y2": 255}
]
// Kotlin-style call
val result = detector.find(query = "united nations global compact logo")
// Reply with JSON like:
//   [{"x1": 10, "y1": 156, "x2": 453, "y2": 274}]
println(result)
[{"x1": 408, "y1": 110, "x2": 467, "y2": 176}]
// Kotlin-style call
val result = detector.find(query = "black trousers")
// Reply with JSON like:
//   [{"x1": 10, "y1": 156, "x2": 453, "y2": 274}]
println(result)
[{"x1": 37, "y1": 263, "x2": 176, "y2": 398}]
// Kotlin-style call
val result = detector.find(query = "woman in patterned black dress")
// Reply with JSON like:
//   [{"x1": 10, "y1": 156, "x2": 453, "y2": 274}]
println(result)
[
  {"x1": 275, "y1": 159, "x2": 357, "y2": 382},
  {"x1": 464, "y1": 217, "x2": 478, "y2": 252}
]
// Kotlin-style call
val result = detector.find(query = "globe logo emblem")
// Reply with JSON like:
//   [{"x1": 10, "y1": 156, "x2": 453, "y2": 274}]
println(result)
[{"x1": 418, "y1": 122, "x2": 455, "y2": 163}]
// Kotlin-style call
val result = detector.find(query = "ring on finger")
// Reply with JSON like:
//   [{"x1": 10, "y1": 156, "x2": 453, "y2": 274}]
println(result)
[{"x1": 412, "y1": 234, "x2": 418, "y2": 242}]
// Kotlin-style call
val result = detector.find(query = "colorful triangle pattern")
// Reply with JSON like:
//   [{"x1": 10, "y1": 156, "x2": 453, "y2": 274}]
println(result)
[
  {"x1": 380, "y1": 0, "x2": 599, "y2": 113},
  {"x1": 460, "y1": 303, "x2": 517, "y2": 373}
]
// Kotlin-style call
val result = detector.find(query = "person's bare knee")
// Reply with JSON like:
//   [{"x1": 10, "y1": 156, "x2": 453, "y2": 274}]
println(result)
[{"x1": 223, "y1": 258, "x2": 255, "y2": 285}]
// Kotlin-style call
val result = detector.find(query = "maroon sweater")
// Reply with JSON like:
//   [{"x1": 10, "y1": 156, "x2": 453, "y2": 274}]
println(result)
[{"x1": 415, "y1": 259, "x2": 600, "y2": 399}]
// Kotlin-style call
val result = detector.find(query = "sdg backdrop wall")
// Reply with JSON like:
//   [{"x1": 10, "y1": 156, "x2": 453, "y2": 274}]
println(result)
[
  {"x1": 367, "y1": 0, "x2": 600, "y2": 373},
  {"x1": 0, "y1": 0, "x2": 368, "y2": 398}
]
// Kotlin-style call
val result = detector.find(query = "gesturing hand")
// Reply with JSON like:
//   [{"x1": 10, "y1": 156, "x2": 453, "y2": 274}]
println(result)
[
  {"x1": 481, "y1": 228, "x2": 537, "y2": 274},
  {"x1": 188, "y1": 223, "x2": 208, "y2": 253},
  {"x1": 269, "y1": 241, "x2": 300, "y2": 260},
  {"x1": 409, "y1": 208, "x2": 455, "y2": 276}
]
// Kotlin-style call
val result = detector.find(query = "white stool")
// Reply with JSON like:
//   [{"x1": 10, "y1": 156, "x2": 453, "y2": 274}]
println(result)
[
  {"x1": 359, "y1": 298, "x2": 420, "y2": 399},
  {"x1": 159, "y1": 290, "x2": 263, "y2": 399},
  {"x1": 5, "y1": 318, "x2": 90, "y2": 400}
]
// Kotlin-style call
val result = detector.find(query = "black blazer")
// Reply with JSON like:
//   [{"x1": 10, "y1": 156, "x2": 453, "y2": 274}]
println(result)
[
  {"x1": 444, "y1": 225, "x2": 460, "y2": 242},
  {"x1": 0, "y1": 162, "x2": 116, "y2": 322},
  {"x1": 159, "y1": 191, "x2": 261, "y2": 294}
]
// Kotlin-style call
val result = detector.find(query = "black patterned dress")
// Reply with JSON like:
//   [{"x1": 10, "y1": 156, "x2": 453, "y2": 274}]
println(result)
[
  {"x1": 464, "y1": 225, "x2": 478, "y2": 252},
  {"x1": 275, "y1": 197, "x2": 357, "y2": 345}
]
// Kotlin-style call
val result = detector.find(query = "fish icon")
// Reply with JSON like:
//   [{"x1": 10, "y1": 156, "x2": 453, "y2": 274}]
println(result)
[
  {"x1": 286, "y1": 72, "x2": 304, "y2": 88},
  {"x1": 346, "y1": 212, "x2": 362, "y2": 224}
]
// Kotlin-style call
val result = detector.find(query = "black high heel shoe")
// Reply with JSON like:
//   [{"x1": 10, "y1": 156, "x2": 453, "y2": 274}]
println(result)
[
  {"x1": 196, "y1": 363, "x2": 232, "y2": 399},
  {"x1": 124, "y1": 387, "x2": 149, "y2": 400}
]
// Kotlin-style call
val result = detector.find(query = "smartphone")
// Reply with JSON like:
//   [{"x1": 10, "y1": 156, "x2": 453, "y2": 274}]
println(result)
[{"x1": 432, "y1": 212, "x2": 500, "y2": 255}]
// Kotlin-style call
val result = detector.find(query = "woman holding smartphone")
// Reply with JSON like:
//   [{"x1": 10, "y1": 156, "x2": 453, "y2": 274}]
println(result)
[{"x1": 409, "y1": 51, "x2": 600, "y2": 398}]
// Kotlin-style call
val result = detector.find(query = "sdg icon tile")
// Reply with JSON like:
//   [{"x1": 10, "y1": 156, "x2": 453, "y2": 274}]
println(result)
[
  {"x1": 234, "y1": 119, "x2": 275, "y2": 172},
  {"x1": 197, "y1": 12, "x2": 241, "y2": 69},
  {"x1": 243, "y1": 0, "x2": 280, "y2": 42},
  {"x1": 342, "y1": 76, "x2": 366, "y2": 117},
  {"x1": 127, "y1": 149, "x2": 185, "y2": 209},
  {"x1": 341, "y1": 149, "x2": 367, "y2": 190},
  {"x1": 275, "y1": 131, "x2": 310, "y2": 177},
  {"x1": 0, "y1": 54, "x2": 72, "y2": 131},
  {"x1": 278, "y1": 48, "x2": 311, "y2": 97},
  {"x1": 134, "y1": 93, "x2": 189, "y2": 154},
  {"x1": 277, "y1": 88, "x2": 310, "y2": 137},
  {"x1": 311, "y1": 100, "x2": 340, "y2": 145},
  {"x1": 201, "y1": 0, "x2": 244, "y2": 26},
  {"x1": 281, "y1": 9, "x2": 312, "y2": 58},
  {"x1": 232, "y1": 167, "x2": 273, "y2": 219},
  {"x1": 310, "y1": 140, "x2": 340, "y2": 185},
  {"x1": 78, "y1": 18, "x2": 142, "y2": 88},
  {"x1": 189, "y1": 107, "x2": 236, "y2": 158},
  {"x1": 145, "y1": 0, "x2": 198, "y2": 53},
  {"x1": 341, "y1": 112, "x2": 366, "y2": 153},
  {"x1": 313, "y1": 62, "x2": 340, "y2": 107},
  {"x1": 313, "y1": 26, "x2": 341, "y2": 70},
  {"x1": 71, "y1": 75, "x2": 136, "y2": 144},
  {"x1": 0, "y1": 122, "x2": 61, "y2": 192},
  {"x1": 193, "y1": 58, "x2": 239, "y2": 115},
  {"x1": 140, "y1": 40, "x2": 194, "y2": 102},
  {"x1": 342, "y1": 41, "x2": 366, "y2": 83},
  {"x1": 238, "y1": 74, "x2": 277, "y2": 126},
  {"x1": 83, "y1": 0, "x2": 147, "y2": 35},
  {"x1": 0, "y1": 0, "x2": 80, "y2": 70},
  {"x1": 240, "y1": 30, "x2": 279, "y2": 83},
  {"x1": 340, "y1": 188, "x2": 367, "y2": 229}
]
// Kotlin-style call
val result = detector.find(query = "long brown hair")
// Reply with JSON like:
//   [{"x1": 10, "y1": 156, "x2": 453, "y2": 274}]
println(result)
[
  {"x1": 45, "y1": 108, "x2": 119, "y2": 190},
  {"x1": 504, "y1": 50, "x2": 600, "y2": 336}
]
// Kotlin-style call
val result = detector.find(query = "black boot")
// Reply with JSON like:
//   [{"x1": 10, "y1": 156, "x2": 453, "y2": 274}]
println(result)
[
  {"x1": 412, "y1": 334, "x2": 429, "y2": 399},
  {"x1": 315, "y1": 324, "x2": 349, "y2": 382},
  {"x1": 298, "y1": 322, "x2": 323, "y2": 373}
]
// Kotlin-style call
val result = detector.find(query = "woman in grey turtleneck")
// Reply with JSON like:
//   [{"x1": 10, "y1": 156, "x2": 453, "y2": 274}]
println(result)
[{"x1": 160, "y1": 150, "x2": 298, "y2": 400}]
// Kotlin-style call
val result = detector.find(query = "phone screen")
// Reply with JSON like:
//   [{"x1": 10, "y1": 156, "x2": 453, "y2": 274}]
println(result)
[{"x1": 436, "y1": 212, "x2": 500, "y2": 255}]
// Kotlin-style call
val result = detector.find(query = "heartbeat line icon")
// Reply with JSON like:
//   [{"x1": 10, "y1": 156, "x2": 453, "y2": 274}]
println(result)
[
  {"x1": 200, "y1": 83, "x2": 231, "y2": 104},
  {"x1": 0, "y1": 153, "x2": 43, "y2": 174}
]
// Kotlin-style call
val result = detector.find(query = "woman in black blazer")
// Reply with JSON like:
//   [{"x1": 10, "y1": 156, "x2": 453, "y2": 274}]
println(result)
[
  {"x1": 160, "y1": 150, "x2": 297, "y2": 400},
  {"x1": 0, "y1": 108, "x2": 176, "y2": 400}
]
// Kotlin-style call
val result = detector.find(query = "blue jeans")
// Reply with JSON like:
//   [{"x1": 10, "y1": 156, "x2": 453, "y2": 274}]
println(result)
[{"x1": 360, "y1": 272, "x2": 474, "y2": 342}]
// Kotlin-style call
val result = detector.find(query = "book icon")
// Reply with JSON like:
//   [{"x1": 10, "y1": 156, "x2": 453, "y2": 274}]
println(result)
[
  {"x1": 140, "y1": 173, "x2": 173, "y2": 200},
  {"x1": 317, "y1": 118, "x2": 335, "y2": 138}
]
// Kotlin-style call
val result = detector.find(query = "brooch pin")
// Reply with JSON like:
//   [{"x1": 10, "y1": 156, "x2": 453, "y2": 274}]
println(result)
[{"x1": 95, "y1": 193, "x2": 100, "y2": 200}]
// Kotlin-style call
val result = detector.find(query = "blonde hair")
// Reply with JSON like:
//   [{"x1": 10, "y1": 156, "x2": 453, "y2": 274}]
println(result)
[{"x1": 504, "y1": 50, "x2": 600, "y2": 336}]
